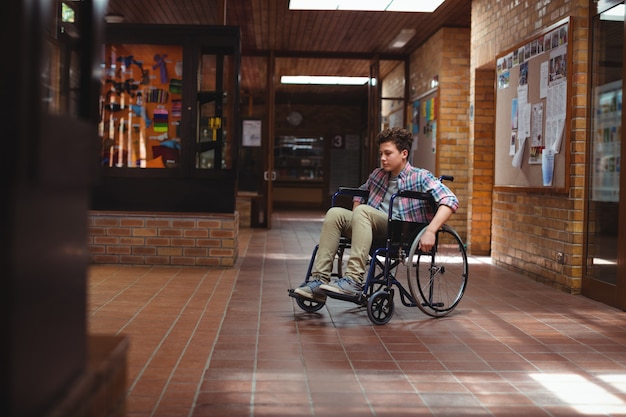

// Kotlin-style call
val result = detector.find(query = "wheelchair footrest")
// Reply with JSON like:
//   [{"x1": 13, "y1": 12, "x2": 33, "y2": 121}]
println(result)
[
  {"x1": 322, "y1": 290, "x2": 365, "y2": 305},
  {"x1": 288, "y1": 288, "x2": 325, "y2": 303},
  {"x1": 287, "y1": 288, "x2": 302, "y2": 299}
]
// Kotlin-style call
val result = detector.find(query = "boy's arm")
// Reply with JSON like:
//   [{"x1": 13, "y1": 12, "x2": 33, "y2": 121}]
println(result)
[{"x1": 417, "y1": 205, "x2": 454, "y2": 252}]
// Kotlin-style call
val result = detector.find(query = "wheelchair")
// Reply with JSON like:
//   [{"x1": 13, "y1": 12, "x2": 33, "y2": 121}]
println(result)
[{"x1": 288, "y1": 176, "x2": 468, "y2": 325}]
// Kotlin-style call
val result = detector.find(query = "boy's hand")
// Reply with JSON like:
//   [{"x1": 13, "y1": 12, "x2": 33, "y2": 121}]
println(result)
[{"x1": 418, "y1": 229, "x2": 436, "y2": 252}]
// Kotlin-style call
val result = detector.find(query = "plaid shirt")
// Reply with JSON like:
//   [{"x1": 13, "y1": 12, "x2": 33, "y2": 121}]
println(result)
[{"x1": 355, "y1": 162, "x2": 459, "y2": 222}]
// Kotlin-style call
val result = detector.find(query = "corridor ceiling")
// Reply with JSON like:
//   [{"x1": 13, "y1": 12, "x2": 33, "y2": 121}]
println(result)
[{"x1": 103, "y1": 0, "x2": 472, "y2": 101}]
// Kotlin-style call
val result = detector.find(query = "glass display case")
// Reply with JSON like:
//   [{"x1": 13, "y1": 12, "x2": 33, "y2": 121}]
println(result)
[
  {"x1": 275, "y1": 136, "x2": 325, "y2": 181},
  {"x1": 92, "y1": 24, "x2": 241, "y2": 213},
  {"x1": 99, "y1": 45, "x2": 236, "y2": 171},
  {"x1": 100, "y1": 43, "x2": 183, "y2": 168}
]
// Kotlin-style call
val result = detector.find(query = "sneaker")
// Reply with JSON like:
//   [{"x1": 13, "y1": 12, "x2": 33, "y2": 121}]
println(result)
[
  {"x1": 320, "y1": 277, "x2": 363, "y2": 298},
  {"x1": 294, "y1": 279, "x2": 327, "y2": 302}
]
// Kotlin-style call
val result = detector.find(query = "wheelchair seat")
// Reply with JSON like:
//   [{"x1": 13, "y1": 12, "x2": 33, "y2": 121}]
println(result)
[{"x1": 334, "y1": 220, "x2": 426, "y2": 278}]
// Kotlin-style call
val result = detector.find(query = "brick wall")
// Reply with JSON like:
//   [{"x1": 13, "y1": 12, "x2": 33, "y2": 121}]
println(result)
[
  {"x1": 468, "y1": 68, "x2": 495, "y2": 256},
  {"x1": 88, "y1": 211, "x2": 239, "y2": 267},
  {"x1": 408, "y1": 27, "x2": 471, "y2": 242},
  {"x1": 471, "y1": 0, "x2": 589, "y2": 292}
]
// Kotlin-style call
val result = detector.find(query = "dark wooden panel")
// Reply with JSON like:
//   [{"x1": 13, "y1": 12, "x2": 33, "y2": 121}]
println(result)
[{"x1": 92, "y1": 176, "x2": 237, "y2": 212}]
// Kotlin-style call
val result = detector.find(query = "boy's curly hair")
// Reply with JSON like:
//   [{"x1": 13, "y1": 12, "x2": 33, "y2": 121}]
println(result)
[{"x1": 376, "y1": 127, "x2": 413, "y2": 153}]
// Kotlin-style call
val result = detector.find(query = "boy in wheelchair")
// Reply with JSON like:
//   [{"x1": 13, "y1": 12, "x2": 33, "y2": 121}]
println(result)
[{"x1": 293, "y1": 127, "x2": 459, "y2": 303}]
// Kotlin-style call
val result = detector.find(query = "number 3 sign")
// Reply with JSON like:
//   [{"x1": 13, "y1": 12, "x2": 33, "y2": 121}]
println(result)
[{"x1": 332, "y1": 135, "x2": 344, "y2": 149}]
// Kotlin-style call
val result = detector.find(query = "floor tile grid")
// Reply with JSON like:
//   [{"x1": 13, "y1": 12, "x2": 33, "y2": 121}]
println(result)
[
  {"x1": 412, "y1": 261, "x2": 626, "y2": 415},
  {"x1": 87, "y1": 211, "x2": 626, "y2": 417},
  {"x1": 259, "y1": 217, "x2": 483, "y2": 415},
  {"x1": 195, "y1": 214, "x2": 321, "y2": 416},
  {"x1": 275, "y1": 215, "x2": 626, "y2": 415},
  {"x1": 270, "y1": 217, "x2": 543, "y2": 416},
  {"x1": 88, "y1": 259, "x2": 243, "y2": 415}
]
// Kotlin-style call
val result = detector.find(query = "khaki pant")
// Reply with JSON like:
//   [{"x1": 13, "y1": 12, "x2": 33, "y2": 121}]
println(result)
[{"x1": 312, "y1": 204, "x2": 388, "y2": 284}]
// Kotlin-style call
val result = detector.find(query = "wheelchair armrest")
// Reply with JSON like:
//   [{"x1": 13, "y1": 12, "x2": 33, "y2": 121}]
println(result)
[
  {"x1": 332, "y1": 187, "x2": 369, "y2": 208},
  {"x1": 397, "y1": 190, "x2": 435, "y2": 203},
  {"x1": 396, "y1": 175, "x2": 452, "y2": 206},
  {"x1": 394, "y1": 190, "x2": 438, "y2": 215},
  {"x1": 336, "y1": 187, "x2": 369, "y2": 199}
]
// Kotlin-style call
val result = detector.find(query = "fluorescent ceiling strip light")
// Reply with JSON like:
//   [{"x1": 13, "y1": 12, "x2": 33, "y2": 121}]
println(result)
[
  {"x1": 386, "y1": 0, "x2": 444, "y2": 12},
  {"x1": 289, "y1": 0, "x2": 446, "y2": 12},
  {"x1": 390, "y1": 28, "x2": 416, "y2": 48},
  {"x1": 337, "y1": 0, "x2": 392, "y2": 11},
  {"x1": 281, "y1": 75, "x2": 369, "y2": 85}
]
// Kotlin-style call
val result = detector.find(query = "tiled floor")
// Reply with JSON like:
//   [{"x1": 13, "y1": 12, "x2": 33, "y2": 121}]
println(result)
[{"x1": 88, "y1": 210, "x2": 626, "y2": 417}]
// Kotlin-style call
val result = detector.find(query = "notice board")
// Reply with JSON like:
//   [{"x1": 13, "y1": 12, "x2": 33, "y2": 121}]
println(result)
[{"x1": 494, "y1": 17, "x2": 571, "y2": 191}]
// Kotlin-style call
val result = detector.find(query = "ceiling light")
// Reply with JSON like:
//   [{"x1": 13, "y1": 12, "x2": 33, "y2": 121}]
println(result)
[
  {"x1": 289, "y1": 0, "x2": 446, "y2": 12},
  {"x1": 337, "y1": 0, "x2": 391, "y2": 11},
  {"x1": 389, "y1": 28, "x2": 416, "y2": 48},
  {"x1": 281, "y1": 76, "x2": 369, "y2": 85},
  {"x1": 386, "y1": 0, "x2": 445, "y2": 12},
  {"x1": 600, "y1": 4, "x2": 624, "y2": 21},
  {"x1": 289, "y1": 0, "x2": 340, "y2": 10},
  {"x1": 104, "y1": 13, "x2": 125, "y2": 23}
]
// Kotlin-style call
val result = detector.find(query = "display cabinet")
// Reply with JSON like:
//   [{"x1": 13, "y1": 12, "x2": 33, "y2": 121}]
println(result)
[
  {"x1": 275, "y1": 136, "x2": 325, "y2": 181},
  {"x1": 273, "y1": 135, "x2": 328, "y2": 208},
  {"x1": 92, "y1": 24, "x2": 240, "y2": 213}
]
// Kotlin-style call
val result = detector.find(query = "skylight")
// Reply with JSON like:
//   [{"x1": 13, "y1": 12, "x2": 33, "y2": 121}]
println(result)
[
  {"x1": 600, "y1": 4, "x2": 625, "y2": 21},
  {"x1": 289, "y1": 0, "x2": 446, "y2": 13},
  {"x1": 281, "y1": 76, "x2": 370, "y2": 85}
]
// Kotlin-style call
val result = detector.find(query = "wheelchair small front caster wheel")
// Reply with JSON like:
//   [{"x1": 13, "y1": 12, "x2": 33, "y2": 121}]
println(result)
[
  {"x1": 367, "y1": 289, "x2": 394, "y2": 325},
  {"x1": 296, "y1": 297, "x2": 325, "y2": 312}
]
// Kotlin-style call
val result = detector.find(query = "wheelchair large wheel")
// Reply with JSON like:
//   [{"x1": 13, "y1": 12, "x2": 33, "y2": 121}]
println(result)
[
  {"x1": 367, "y1": 289, "x2": 394, "y2": 325},
  {"x1": 406, "y1": 225, "x2": 468, "y2": 317}
]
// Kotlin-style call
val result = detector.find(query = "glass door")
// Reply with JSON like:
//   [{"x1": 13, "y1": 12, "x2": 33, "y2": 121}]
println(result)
[
  {"x1": 584, "y1": 0, "x2": 625, "y2": 309},
  {"x1": 237, "y1": 55, "x2": 273, "y2": 227},
  {"x1": 196, "y1": 51, "x2": 237, "y2": 172}
]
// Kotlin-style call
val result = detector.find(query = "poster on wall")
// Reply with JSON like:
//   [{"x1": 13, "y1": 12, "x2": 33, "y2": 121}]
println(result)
[
  {"x1": 545, "y1": 45, "x2": 568, "y2": 154},
  {"x1": 411, "y1": 100, "x2": 420, "y2": 135},
  {"x1": 242, "y1": 120, "x2": 262, "y2": 147},
  {"x1": 529, "y1": 102, "x2": 543, "y2": 164}
]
